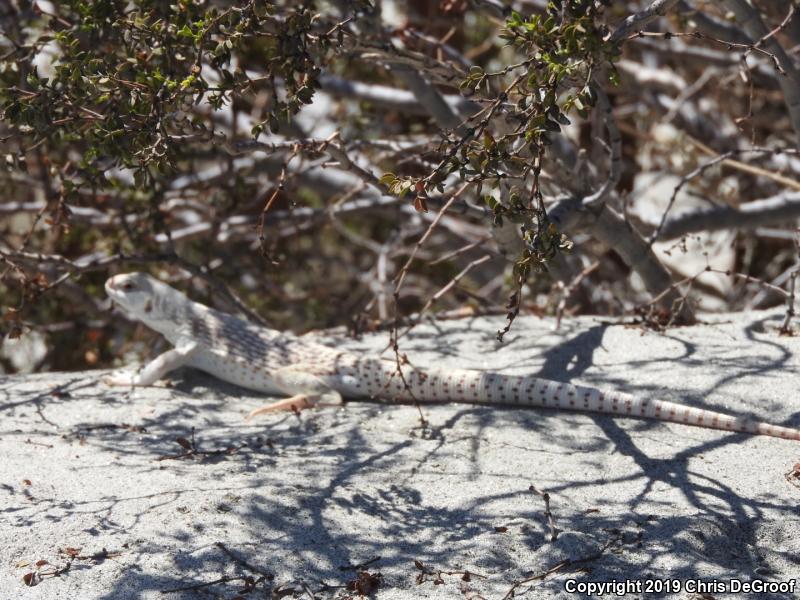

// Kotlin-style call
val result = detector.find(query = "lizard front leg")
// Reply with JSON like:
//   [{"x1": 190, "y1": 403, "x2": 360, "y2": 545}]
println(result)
[
  {"x1": 104, "y1": 340, "x2": 199, "y2": 387},
  {"x1": 246, "y1": 368, "x2": 343, "y2": 419}
]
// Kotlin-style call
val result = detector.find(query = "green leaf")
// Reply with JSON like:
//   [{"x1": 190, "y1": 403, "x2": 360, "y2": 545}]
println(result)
[
  {"x1": 528, "y1": 114, "x2": 546, "y2": 129},
  {"x1": 379, "y1": 173, "x2": 396, "y2": 186},
  {"x1": 180, "y1": 75, "x2": 196, "y2": 90}
]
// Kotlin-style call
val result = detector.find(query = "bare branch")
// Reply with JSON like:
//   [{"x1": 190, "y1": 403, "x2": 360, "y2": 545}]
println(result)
[
  {"x1": 649, "y1": 145, "x2": 800, "y2": 243},
  {"x1": 676, "y1": 0, "x2": 751, "y2": 44},
  {"x1": 582, "y1": 86, "x2": 622, "y2": 208},
  {"x1": 318, "y1": 73, "x2": 475, "y2": 117},
  {"x1": 722, "y1": 0, "x2": 800, "y2": 143},
  {"x1": 391, "y1": 65, "x2": 469, "y2": 135},
  {"x1": 610, "y1": 0, "x2": 682, "y2": 43},
  {"x1": 658, "y1": 191, "x2": 800, "y2": 239},
  {"x1": 548, "y1": 195, "x2": 695, "y2": 323}
]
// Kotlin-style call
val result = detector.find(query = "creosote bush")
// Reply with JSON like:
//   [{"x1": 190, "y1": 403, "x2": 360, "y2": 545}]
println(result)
[{"x1": 1, "y1": 0, "x2": 799, "y2": 372}]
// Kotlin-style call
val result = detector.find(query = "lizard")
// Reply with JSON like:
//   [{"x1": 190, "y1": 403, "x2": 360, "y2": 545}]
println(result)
[{"x1": 104, "y1": 272, "x2": 800, "y2": 442}]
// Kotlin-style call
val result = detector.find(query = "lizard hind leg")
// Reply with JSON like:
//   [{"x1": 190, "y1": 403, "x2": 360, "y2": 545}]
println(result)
[{"x1": 245, "y1": 368, "x2": 343, "y2": 420}]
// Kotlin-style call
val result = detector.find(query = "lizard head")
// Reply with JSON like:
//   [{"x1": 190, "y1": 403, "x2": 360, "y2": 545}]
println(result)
[{"x1": 105, "y1": 272, "x2": 186, "y2": 324}]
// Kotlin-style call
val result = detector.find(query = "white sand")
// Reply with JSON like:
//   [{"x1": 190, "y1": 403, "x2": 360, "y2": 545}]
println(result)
[{"x1": 2, "y1": 311, "x2": 798, "y2": 599}]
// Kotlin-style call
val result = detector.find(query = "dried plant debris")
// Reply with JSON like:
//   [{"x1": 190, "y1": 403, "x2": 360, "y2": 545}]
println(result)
[
  {"x1": 413, "y1": 559, "x2": 486, "y2": 588},
  {"x1": 19, "y1": 547, "x2": 123, "y2": 587}
]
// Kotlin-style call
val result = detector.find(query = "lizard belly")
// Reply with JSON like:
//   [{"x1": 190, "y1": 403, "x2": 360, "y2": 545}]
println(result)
[{"x1": 188, "y1": 349, "x2": 283, "y2": 394}]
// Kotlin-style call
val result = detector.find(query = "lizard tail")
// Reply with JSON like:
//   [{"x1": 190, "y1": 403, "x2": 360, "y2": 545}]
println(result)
[{"x1": 350, "y1": 361, "x2": 800, "y2": 441}]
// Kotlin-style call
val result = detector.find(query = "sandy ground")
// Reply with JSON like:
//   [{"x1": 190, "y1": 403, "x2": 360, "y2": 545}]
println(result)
[{"x1": 1, "y1": 311, "x2": 799, "y2": 599}]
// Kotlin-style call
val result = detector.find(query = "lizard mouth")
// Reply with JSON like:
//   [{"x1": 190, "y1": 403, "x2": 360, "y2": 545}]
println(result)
[
  {"x1": 105, "y1": 282, "x2": 122, "y2": 303},
  {"x1": 105, "y1": 278, "x2": 131, "y2": 312},
  {"x1": 105, "y1": 276, "x2": 131, "y2": 298}
]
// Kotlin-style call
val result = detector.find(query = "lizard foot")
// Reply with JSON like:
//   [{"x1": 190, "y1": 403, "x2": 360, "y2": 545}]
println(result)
[
  {"x1": 246, "y1": 394, "x2": 316, "y2": 419},
  {"x1": 102, "y1": 370, "x2": 141, "y2": 387},
  {"x1": 246, "y1": 390, "x2": 343, "y2": 420}
]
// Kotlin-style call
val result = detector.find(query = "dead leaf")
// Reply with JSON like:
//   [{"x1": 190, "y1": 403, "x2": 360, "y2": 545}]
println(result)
[{"x1": 347, "y1": 570, "x2": 383, "y2": 595}]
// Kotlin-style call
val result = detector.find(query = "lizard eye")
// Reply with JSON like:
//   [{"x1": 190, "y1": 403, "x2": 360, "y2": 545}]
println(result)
[{"x1": 123, "y1": 282, "x2": 135, "y2": 291}]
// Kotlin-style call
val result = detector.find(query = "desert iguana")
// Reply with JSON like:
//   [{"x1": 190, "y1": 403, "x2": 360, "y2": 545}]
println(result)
[{"x1": 104, "y1": 272, "x2": 800, "y2": 441}]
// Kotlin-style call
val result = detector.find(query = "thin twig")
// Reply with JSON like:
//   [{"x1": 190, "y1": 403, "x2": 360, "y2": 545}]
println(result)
[
  {"x1": 160, "y1": 575, "x2": 245, "y2": 594},
  {"x1": 529, "y1": 485, "x2": 558, "y2": 541}
]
